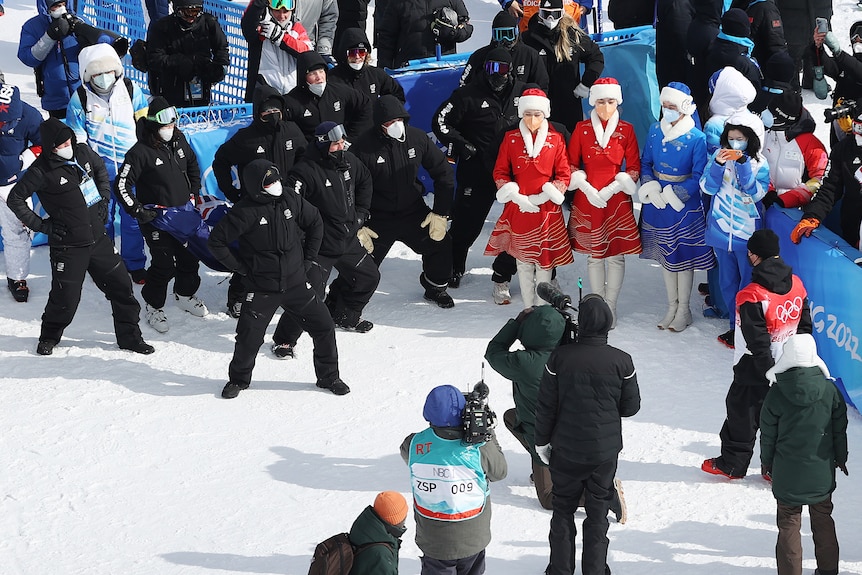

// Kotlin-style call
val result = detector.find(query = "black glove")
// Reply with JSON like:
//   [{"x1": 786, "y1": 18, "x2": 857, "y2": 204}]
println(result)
[
  {"x1": 134, "y1": 206, "x2": 157, "y2": 225},
  {"x1": 203, "y1": 61, "x2": 226, "y2": 83},
  {"x1": 97, "y1": 201, "x2": 109, "y2": 224},
  {"x1": 460, "y1": 142, "x2": 477, "y2": 161},
  {"x1": 761, "y1": 190, "x2": 779, "y2": 210},
  {"x1": 43, "y1": 219, "x2": 69, "y2": 242},
  {"x1": 735, "y1": 153, "x2": 749, "y2": 164},
  {"x1": 837, "y1": 462, "x2": 849, "y2": 476},
  {"x1": 168, "y1": 54, "x2": 195, "y2": 79},
  {"x1": 47, "y1": 16, "x2": 72, "y2": 41}
]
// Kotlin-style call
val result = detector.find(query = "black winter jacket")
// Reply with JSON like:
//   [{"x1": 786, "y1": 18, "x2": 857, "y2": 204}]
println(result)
[
  {"x1": 706, "y1": 37, "x2": 763, "y2": 90},
  {"x1": 376, "y1": 0, "x2": 473, "y2": 69},
  {"x1": 804, "y1": 132, "x2": 862, "y2": 248},
  {"x1": 146, "y1": 12, "x2": 230, "y2": 107},
  {"x1": 534, "y1": 297, "x2": 641, "y2": 465},
  {"x1": 811, "y1": 45, "x2": 862, "y2": 107},
  {"x1": 328, "y1": 28, "x2": 406, "y2": 102},
  {"x1": 686, "y1": 0, "x2": 721, "y2": 115},
  {"x1": 743, "y1": 0, "x2": 787, "y2": 68},
  {"x1": 116, "y1": 126, "x2": 201, "y2": 213},
  {"x1": 208, "y1": 162, "x2": 323, "y2": 293},
  {"x1": 286, "y1": 146, "x2": 373, "y2": 257},
  {"x1": 8, "y1": 140, "x2": 110, "y2": 248},
  {"x1": 213, "y1": 86, "x2": 307, "y2": 202},
  {"x1": 522, "y1": 17, "x2": 604, "y2": 131},
  {"x1": 655, "y1": 0, "x2": 694, "y2": 87},
  {"x1": 459, "y1": 41, "x2": 549, "y2": 90}
]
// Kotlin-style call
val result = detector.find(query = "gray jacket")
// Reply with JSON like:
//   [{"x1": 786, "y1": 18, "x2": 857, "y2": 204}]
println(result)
[
  {"x1": 400, "y1": 427, "x2": 507, "y2": 561},
  {"x1": 295, "y1": 0, "x2": 338, "y2": 55}
]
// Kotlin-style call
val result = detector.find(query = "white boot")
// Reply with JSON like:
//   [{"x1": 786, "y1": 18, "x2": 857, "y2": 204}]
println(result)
[
  {"x1": 604, "y1": 255, "x2": 625, "y2": 329},
  {"x1": 175, "y1": 294, "x2": 208, "y2": 317},
  {"x1": 145, "y1": 304, "x2": 169, "y2": 333},
  {"x1": 669, "y1": 269, "x2": 694, "y2": 332},
  {"x1": 516, "y1": 260, "x2": 537, "y2": 308},
  {"x1": 586, "y1": 256, "x2": 606, "y2": 298},
  {"x1": 535, "y1": 266, "x2": 553, "y2": 304},
  {"x1": 492, "y1": 281, "x2": 511, "y2": 305},
  {"x1": 658, "y1": 269, "x2": 679, "y2": 330}
]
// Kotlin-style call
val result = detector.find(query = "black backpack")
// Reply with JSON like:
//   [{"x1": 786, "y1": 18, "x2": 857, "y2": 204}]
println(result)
[
  {"x1": 307, "y1": 532, "x2": 391, "y2": 575},
  {"x1": 130, "y1": 39, "x2": 149, "y2": 73}
]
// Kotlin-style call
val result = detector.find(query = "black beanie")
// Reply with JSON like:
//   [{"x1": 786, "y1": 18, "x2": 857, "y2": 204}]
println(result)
[
  {"x1": 769, "y1": 90, "x2": 802, "y2": 126},
  {"x1": 721, "y1": 8, "x2": 751, "y2": 38},
  {"x1": 763, "y1": 51, "x2": 796, "y2": 84},
  {"x1": 485, "y1": 46, "x2": 513, "y2": 65},
  {"x1": 540, "y1": 0, "x2": 564, "y2": 10},
  {"x1": 747, "y1": 229, "x2": 781, "y2": 258},
  {"x1": 40, "y1": 117, "x2": 75, "y2": 149},
  {"x1": 147, "y1": 96, "x2": 172, "y2": 122},
  {"x1": 492, "y1": 10, "x2": 518, "y2": 29}
]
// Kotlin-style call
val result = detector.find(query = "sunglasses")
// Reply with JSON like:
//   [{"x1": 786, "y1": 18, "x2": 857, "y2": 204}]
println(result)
[
  {"x1": 316, "y1": 123, "x2": 347, "y2": 144},
  {"x1": 492, "y1": 26, "x2": 517, "y2": 43},
  {"x1": 147, "y1": 105, "x2": 179, "y2": 125},
  {"x1": 347, "y1": 48, "x2": 368, "y2": 59},
  {"x1": 484, "y1": 60, "x2": 511, "y2": 75}
]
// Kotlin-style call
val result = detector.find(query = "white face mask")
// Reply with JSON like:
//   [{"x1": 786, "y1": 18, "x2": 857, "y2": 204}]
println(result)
[
  {"x1": 662, "y1": 107, "x2": 681, "y2": 124},
  {"x1": 855, "y1": 134, "x2": 862, "y2": 147},
  {"x1": 158, "y1": 127, "x2": 174, "y2": 142},
  {"x1": 385, "y1": 120, "x2": 405, "y2": 141},
  {"x1": 263, "y1": 181, "x2": 283, "y2": 197},
  {"x1": 854, "y1": 42, "x2": 862, "y2": 54},
  {"x1": 348, "y1": 61, "x2": 364, "y2": 71},
  {"x1": 308, "y1": 82, "x2": 326, "y2": 96},
  {"x1": 91, "y1": 72, "x2": 116, "y2": 93},
  {"x1": 49, "y1": 5, "x2": 67, "y2": 18},
  {"x1": 55, "y1": 145, "x2": 74, "y2": 160}
]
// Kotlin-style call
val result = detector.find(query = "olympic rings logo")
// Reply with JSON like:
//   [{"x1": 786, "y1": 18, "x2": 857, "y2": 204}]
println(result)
[{"x1": 775, "y1": 297, "x2": 804, "y2": 323}]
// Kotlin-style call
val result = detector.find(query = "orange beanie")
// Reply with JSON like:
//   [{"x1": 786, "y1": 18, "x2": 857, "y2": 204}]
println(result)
[{"x1": 373, "y1": 491, "x2": 408, "y2": 525}]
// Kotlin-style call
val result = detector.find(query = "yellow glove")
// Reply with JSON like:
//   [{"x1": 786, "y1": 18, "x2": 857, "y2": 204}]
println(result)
[
  {"x1": 420, "y1": 212, "x2": 448, "y2": 241},
  {"x1": 357, "y1": 226, "x2": 378, "y2": 253}
]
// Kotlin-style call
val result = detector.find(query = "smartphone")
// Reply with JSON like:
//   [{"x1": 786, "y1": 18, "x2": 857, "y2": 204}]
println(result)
[
  {"x1": 723, "y1": 149, "x2": 744, "y2": 161},
  {"x1": 816, "y1": 17, "x2": 829, "y2": 34}
]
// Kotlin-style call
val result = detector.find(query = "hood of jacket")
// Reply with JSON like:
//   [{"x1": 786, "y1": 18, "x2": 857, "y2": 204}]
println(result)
[
  {"x1": 297, "y1": 51, "x2": 328, "y2": 80},
  {"x1": 335, "y1": 27, "x2": 371, "y2": 66},
  {"x1": 577, "y1": 295, "x2": 613, "y2": 338},
  {"x1": 252, "y1": 85, "x2": 286, "y2": 124},
  {"x1": 710, "y1": 67, "x2": 757, "y2": 116},
  {"x1": 692, "y1": 0, "x2": 721, "y2": 24},
  {"x1": 726, "y1": 109, "x2": 765, "y2": 146},
  {"x1": 373, "y1": 94, "x2": 411, "y2": 126},
  {"x1": 40, "y1": 117, "x2": 76, "y2": 152},
  {"x1": 784, "y1": 106, "x2": 817, "y2": 140},
  {"x1": 772, "y1": 366, "x2": 829, "y2": 407},
  {"x1": 518, "y1": 305, "x2": 565, "y2": 351},
  {"x1": 241, "y1": 158, "x2": 282, "y2": 204},
  {"x1": 78, "y1": 43, "x2": 125, "y2": 84},
  {"x1": 348, "y1": 506, "x2": 401, "y2": 548},
  {"x1": 0, "y1": 83, "x2": 24, "y2": 123},
  {"x1": 751, "y1": 255, "x2": 793, "y2": 294}
]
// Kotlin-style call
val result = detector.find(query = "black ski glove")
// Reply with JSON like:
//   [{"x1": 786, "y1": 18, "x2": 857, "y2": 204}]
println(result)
[{"x1": 47, "y1": 16, "x2": 72, "y2": 40}]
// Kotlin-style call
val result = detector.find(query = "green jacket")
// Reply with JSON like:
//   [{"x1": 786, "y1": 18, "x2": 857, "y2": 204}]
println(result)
[
  {"x1": 484, "y1": 305, "x2": 565, "y2": 460},
  {"x1": 347, "y1": 506, "x2": 400, "y2": 575},
  {"x1": 760, "y1": 366, "x2": 849, "y2": 506}
]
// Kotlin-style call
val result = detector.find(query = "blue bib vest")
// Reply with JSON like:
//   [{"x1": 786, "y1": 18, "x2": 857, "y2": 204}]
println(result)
[{"x1": 408, "y1": 428, "x2": 489, "y2": 521}]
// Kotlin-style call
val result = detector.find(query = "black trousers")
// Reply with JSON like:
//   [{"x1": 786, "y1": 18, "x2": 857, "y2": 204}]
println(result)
[
  {"x1": 228, "y1": 286, "x2": 339, "y2": 387},
  {"x1": 275, "y1": 237, "x2": 380, "y2": 342},
  {"x1": 719, "y1": 361, "x2": 770, "y2": 477},
  {"x1": 41, "y1": 235, "x2": 144, "y2": 348},
  {"x1": 370, "y1": 206, "x2": 453, "y2": 286},
  {"x1": 140, "y1": 223, "x2": 201, "y2": 309},
  {"x1": 420, "y1": 550, "x2": 485, "y2": 575},
  {"x1": 547, "y1": 458, "x2": 616, "y2": 575}
]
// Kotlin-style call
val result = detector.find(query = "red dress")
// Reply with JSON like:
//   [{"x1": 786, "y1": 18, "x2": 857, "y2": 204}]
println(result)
[
  {"x1": 568, "y1": 116, "x2": 642, "y2": 258},
  {"x1": 484, "y1": 124, "x2": 574, "y2": 269}
]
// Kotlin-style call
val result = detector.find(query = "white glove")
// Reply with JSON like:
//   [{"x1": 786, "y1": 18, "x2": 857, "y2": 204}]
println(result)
[
  {"x1": 260, "y1": 20, "x2": 283, "y2": 43},
  {"x1": 637, "y1": 180, "x2": 660, "y2": 205},
  {"x1": 574, "y1": 83, "x2": 590, "y2": 99},
  {"x1": 528, "y1": 191, "x2": 550, "y2": 206},
  {"x1": 660, "y1": 184, "x2": 685, "y2": 212},
  {"x1": 569, "y1": 170, "x2": 606, "y2": 208},
  {"x1": 535, "y1": 444, "x2": 551, "y2": 465},
  {"x1": 511, "y1": 192, "x2": 540, "y2": 213},
  {"x1": 356, "y1": 226, "x2": 378, "y2": 253},
  {"x1": 583, "y1": 185, "x2": 607, "y2": 209},
  {"x1": 598, "y1": 180, "x2": 624, "y2": 202},
  {"x1": 420, "y1": 212, "x2": 448, "y2": 241},
  {"x1": 541, "y1": 182, "x2": 566, "y2": 205}
]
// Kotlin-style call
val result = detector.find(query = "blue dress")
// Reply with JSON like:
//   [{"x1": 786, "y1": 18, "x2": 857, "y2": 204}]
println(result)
[{"x1": 639, "y1": 121, "x2": 716, "y2": 272}]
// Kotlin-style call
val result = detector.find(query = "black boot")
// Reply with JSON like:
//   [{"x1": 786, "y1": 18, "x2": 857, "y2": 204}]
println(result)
[
  {"x1": 8, "y1": 278, "x2": 29, "y2": 302},
  {"x1": 420, "y1": 273, "x2": 454, "y2": 308}
]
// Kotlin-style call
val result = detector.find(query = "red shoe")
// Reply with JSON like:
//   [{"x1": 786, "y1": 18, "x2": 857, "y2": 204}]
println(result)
[{"x1": 701, "y1": 458, "x2": 744, "y2": 479}]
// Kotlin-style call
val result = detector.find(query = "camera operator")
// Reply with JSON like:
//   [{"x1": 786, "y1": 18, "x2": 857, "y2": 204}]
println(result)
[
  {"x1": 534, "y1": 294, "x2": 640, "y2": 575},
  {"x1": 811, "y1": 22, "x2": 862, "y2": 145},
  {"x1": 401, "y1": 385, "x2": 507, "y2": 575},
  {"x1": 18, "y1": 0, "x2": 126, "y2": 118}
]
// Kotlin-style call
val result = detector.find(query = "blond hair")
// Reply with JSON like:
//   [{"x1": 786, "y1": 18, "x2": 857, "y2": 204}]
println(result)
[{"x1": 554, "y1": 15, "x2": 583, "y2": 62}]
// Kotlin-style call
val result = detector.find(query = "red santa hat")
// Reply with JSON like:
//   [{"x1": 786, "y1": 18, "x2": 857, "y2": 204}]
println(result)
[
  {"x1": 518, "y1": 87, "x2": 551, "y2": 118},
  {"x1": 589, "y1": 77, "x2": 623, "y2": 106}
]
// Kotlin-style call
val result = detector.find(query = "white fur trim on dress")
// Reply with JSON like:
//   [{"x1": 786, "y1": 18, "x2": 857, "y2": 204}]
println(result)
[
  {"x1": 614, "y1": 172, "x2": 637, "y2": 195},
  {"x1": 660, "y1": 115, "x2": 696, "y2": 144},
  {"x1": 496, "y1": 181, "x2": 520, "y2": 203},
  {"x1": 569, "y1": 169, "x2": 588, "y2": 191},
  {"x1": 590, "y1": 109, "x2": 619, "y2": 149},
  {"x1": 519, "y1": 119, "x2": 548, "y2": 158}
]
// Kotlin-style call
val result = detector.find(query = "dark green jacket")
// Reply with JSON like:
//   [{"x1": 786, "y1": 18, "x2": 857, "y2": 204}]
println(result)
[
  {"x1": 484, "y1": 306, "x2": 565, "y2": 460},
  {"x1": 760, "y1": 366, "x2": 849, "y2": 506},
  {"x1": 347, "y1": 506, "x2": 399, "y2": 575}
]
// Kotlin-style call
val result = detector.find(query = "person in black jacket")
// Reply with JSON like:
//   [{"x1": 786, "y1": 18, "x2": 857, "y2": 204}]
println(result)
[
  {"x1": 686, "y1": 0, "x2": 722, "y2": 120},
  {"x1": 272, "y1": 122, "x2": 379, "y2": 347},
  {"x1": 376, "y1": 0, "x2": 473, "y2": 69},
  {"x1": 776, "y1": 0, "x2": 832, "y2": 89},
  {"x1": 116, "y1": 97, "x2": 208, "y2": 335},
  {"x1": 334, "y1": 0, "x2": 371, "y2": 53},
  {"x1": 733, "y1": 0, "x2": 788, "y2": 69},
  {"x1": 284, "y1": 51, "x2": 373, "y2": 142},
  {"x1": 328, "y1": 28, "x2": 406, "y2": 102},
  {"x1": 810, "y1": 22, "x2": 862, "y2": 144},
  {"x1": 433, "y1": 47, "x2": 526, "y2": 288},
  {"x1": 352, "y1": 95, "x2": 456, "y2": 308},
  {"x1": 534, "y1": 294, "x2": 640, "y2": 575},
  {"x1": 459, "y1": 11, "x2": 549, "y2": 90},
  {"x1": 7, "y1": 118, "x2": 154, "y2": 357},
  {"x1": 655, "y1": 0, "x2": 693, "y2": 88},
  {"x1": 521, "y1": 0, "x2": 604, "y2": 132},
  {"x1": 145, "y1": 0, "x2": 230, "y2": 107},
  {"x1": 706, "y1": 8, "x2": 763, "y2": 91},
  {"x1": 607, "y1": 0, "x2": 655, "y2": 28},
  {"x1": 212, "y1": 85, "x2": 308, "y2": 316},
  {"x1": 791, "y1": 110, "x2": 862, "y2": 249},
  {"x1": 208, "y1": 159, "x2": 349, "y2": 398}
]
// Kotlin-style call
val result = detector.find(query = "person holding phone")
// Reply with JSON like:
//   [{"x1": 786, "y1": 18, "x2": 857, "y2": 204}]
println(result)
[{"x1": 699, "y1": 111, "x2": 770, "y2": 349}]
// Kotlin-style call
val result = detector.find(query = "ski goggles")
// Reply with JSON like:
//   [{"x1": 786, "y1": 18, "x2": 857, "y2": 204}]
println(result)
[
  {"x1": 853, "y1": 33, "x2": 862, "y2": 44},
  {"x1": 492, "y1": 26, "x2": 518, "y2": 43},
  {"x1": 538, "y1": 8, "x2": 564, "y2": 21},
  {"x1": 269, "y1": 0, "x2": 295, "y2": 10},
  {"x1": 852, "y1": 121, "x2": 862, "y2": 135},
  {"x1": 147, "y1": 105, "x2": 179, "y2": 125},
  {"x1": 484, "y1": 60, "x2": 511, "y2": 75},
  {"x1": 347, "y1": 47, "x2": 369, "y2": 59},
  {"x1": 316, "y1": 123, "x2": 347, "y2": 144},
  {"x1": 177, "y1": 5, "x2": 202, "y2": 18}
]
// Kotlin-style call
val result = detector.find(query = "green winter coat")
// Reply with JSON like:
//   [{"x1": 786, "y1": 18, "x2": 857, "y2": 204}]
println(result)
[
  {"x1": 485, "y1": 305, "x2": 565, "y2": 460},
  {"x1": 347, "y1": 506, "x2": 400, "y2": 575},
  {"x1": 760, "y1": 366, "x2": 849, "y2": 506}
]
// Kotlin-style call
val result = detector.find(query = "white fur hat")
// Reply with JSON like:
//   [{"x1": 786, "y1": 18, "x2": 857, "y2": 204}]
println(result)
[
  {"x1": 660, "y1": 82, "x2": 696, "y2": 116},
  {"x1": 79, "y1": 43, "x2": 124, "y2": 84},
  {"x1": 766, "y1": 333, "x2": 831, "y2": 384},
  {"x1": 518, "y1": 87, "x2": 551, "y2": 118},
  {"x1": 589, "y1": 77, "x2": 622, "y2": 106}
]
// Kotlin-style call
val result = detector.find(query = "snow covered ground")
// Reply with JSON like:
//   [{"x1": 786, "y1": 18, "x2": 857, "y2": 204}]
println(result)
[{"x1": 1, "y1": 0, "x2": 861, "y2": 573}]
